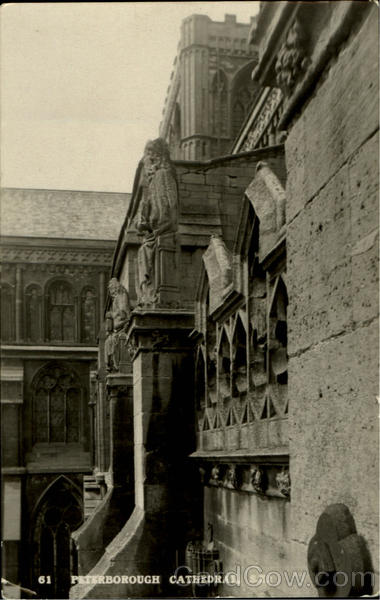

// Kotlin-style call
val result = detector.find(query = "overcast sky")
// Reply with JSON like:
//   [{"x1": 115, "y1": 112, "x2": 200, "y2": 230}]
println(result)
[{"x1": 1, "y1": 2, "x2": 260, "y2": 194}]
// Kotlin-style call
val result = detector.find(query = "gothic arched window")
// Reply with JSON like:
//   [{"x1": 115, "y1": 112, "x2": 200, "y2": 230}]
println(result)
[
  {"x1": 26, "y1": 284, "x2": 43, "y2": 342},
  {"x1": 80, "y1": 287, "x2": 97, "y2": 343},
  {"x1": 32, "y1": 476, "x2": 83, "y2": 599},
  {"x1": 211, "y1": 69, "x2": 228, "y2": 136},
  {"x1": 32, "y1": 362, "x2": 82, "y2": 444},
  {"x1": 1, "y1": 283, "x2": 15, "y2": 342},
  {"x1": 47, "y1": 281, "x2": 76, "y2": 342},
  {"x1": 231, "y1": 62, "x2": 258, "y2": 139}
]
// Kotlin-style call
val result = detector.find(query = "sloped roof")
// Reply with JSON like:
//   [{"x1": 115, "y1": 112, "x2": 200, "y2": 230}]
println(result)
[{"x1": 1, "y1": 188, "x2": 130, "y2": 241}]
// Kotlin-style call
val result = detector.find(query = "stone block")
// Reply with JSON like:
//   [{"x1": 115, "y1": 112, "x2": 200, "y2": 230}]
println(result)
[
  {"x1": 225, "y1": 426, "x2": 240, "y2": 450},
  {"x1": 349, "y1": 132, "x2": 379, "y2": 243},
  {"x1": 287, "y1": 166, "x2": 354, "y2": 354},
  {"x1": 351, "y1": 232, "x2": 379, "y2": 325},
  {"x1": 133, "y1": 353, "x2": 153, "y2": 385},
  {"x1": 181, "y1": 172, "x2": 206, "y2": 184},
  {"x1": 289, "y1": 321, "x2": 379, "y2": 562},
  {"x1": 286, "y1": 12, "x2": 378, "y2": 223},
  {"x1": 267, "y1": 417, "x2": 287, "y2": 448}
]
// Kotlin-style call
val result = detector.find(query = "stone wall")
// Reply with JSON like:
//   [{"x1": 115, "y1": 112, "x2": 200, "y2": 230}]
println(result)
[
  {"x1": 204, "y1": 487, "x2": 293, "y2": 597},
  {"x1": 286, "y1": 7, "x2": 379, "y2": 590}
]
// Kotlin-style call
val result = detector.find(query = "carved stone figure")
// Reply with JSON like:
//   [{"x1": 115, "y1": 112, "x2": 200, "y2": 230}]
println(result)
[
  {"x1": 135, "y1": 138, "x2": 178, "y2": 306},
  {"x1": 209, "y1": 465, "x2": 220, "y2": 486},
  {"x1": 104, "y1": 278, "x2": 131, "y2": 372},
  {"x1": 251, "y1": 465, "x2": 264, "y2": 493},
  {"x1": 225, "y1": 464, "x2": 237, "y2": 489},
  {"x1": 276, "y1": 468, "x2": 290, "y2": 497}
]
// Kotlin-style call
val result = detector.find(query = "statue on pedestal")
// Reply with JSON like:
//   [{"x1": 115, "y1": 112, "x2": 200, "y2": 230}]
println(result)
[
  {"x1": 135, "y1": 138, "x2": 178, "y2": 307},
  {"x1": 105, "y1": 278, "x2": 131, "y2": 371}
]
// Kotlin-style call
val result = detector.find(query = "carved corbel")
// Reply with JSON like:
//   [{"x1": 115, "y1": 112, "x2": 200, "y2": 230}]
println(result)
[
  {"x1": 224, "y1": 464, "x2": 238, "y2": 489},
  {"x1": 276, "y1": 467, "x2": 290, "y2": 498},
  {"x1": 209, "y1": 465, "x2": 221, "y2": 486}
]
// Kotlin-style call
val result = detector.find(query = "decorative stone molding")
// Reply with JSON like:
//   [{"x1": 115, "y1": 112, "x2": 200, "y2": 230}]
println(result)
[
  {"x1": 200, "y1": 461, "x2": 287, "y2": 498},
  {"x1": 242, "y1": 88, "x2": 283, "y2": 151},
  {"x1": 1, "y1": 247, "x2": 113, "y2": 266},
  {"x1": 275, "y1": 19, "x2": 309, "y2": 96}
]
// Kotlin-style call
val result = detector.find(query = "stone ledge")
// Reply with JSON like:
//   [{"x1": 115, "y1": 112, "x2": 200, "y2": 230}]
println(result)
[{"x1": 189, "y1": 447, "x2": 289, "y2": 463}]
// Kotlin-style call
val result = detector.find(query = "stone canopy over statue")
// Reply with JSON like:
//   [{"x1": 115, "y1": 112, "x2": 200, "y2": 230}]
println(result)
[{"x1": 135, "y1": 138, "x2": 179, "y2": 307}]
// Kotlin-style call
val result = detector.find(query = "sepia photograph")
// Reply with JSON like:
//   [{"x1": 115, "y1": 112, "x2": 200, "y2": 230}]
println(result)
[{"x1": 1, "y1": 1, "x2": 379, "y2": 599}]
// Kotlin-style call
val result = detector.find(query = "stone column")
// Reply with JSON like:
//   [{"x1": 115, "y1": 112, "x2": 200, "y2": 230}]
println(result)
[
  {"x1": 98, "y1": 271, "x2": 105, "y2": 327},
  {"x1": 106, "y1": 373, "x2": 134, "y2": 492},
  {"x1": 130, "y1": 311, "x2": 197, "y2": 590},
  {"x1": 15, "y1": 266, "x2": 23, "y2": 342}
]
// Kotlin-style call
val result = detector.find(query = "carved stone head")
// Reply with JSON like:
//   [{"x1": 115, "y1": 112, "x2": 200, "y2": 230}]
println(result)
[
  {"x1": 143, "y1": 137, "x2": 172, "y2": 178},
  {"x1": 108, "y1": 277, "x2": 121, "y2": 298}
]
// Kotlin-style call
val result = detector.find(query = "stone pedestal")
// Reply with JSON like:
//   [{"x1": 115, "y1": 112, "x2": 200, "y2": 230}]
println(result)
[
  {"x1": 154, "y1": 234, "x2": 180, "y2": 307},
  {"x1": 70, "y1": 311, "x2": 202, "y2": 599}
]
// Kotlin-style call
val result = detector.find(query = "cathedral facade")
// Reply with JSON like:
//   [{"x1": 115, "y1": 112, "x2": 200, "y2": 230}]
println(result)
[
  {"x1": 70, "y1": 3, "x2": 379, "y2": 599},
  {"x1": 2, "y1": 2, "x2": 379, "y2": 599},
  {"x1": 1, "y1": 188, "x2": 129, "y2": 598}
]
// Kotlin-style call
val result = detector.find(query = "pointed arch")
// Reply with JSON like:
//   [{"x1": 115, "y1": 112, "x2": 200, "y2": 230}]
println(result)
[
  {"x1": 31, "y1": 475, "x2": 83, "y2": 599},
  {"x1": 232, "y1": 314, "x2": 248, "y2": 397},
  {"x1": 195, "y1": 345, "x2": 206, "y2": 410},
  {"x1": 269, "y1": 276, "x2": 288, "y2": 385},
  {"x1": 218, "y1": 327, "x2": 231, "y2": 400}
]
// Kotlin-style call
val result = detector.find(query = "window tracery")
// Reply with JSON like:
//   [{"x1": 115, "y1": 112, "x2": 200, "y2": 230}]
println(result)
[
  {"x1": 47, "y1": 281, "x2": 76, "y2": 342},
  {"x1": 32, "y1": 363, "x2": 82, "y2": 444}
]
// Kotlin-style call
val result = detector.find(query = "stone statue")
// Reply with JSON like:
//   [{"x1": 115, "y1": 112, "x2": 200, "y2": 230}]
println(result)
[
  {"x1": 135, "y1": 138, "x2": 178, "y2": 306},
  {"x1": 105, "y1": 278, "x2": 131, "y2": 371}
]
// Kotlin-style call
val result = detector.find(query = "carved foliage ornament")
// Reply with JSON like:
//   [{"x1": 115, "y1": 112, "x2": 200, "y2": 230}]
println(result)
[{"x1": 275, "y1": 19, "x2": 309, "y2": 96}]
